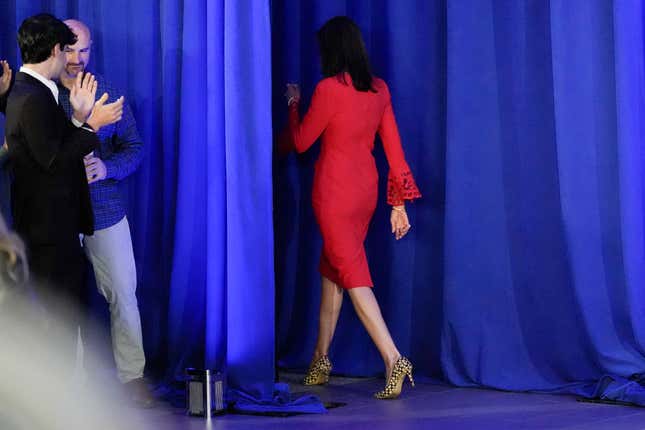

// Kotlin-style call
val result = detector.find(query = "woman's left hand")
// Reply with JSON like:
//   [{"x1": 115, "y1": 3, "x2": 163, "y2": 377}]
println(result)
[
  {"x1": 390, "y1": 205, "x2": 411, "y2": 240},
  {"x1": 285, "y1": 83, "x2": 301, "y2": 105}
]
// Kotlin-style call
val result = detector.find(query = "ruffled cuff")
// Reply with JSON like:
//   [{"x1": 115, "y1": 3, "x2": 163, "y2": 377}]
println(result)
[{"x1": 387, "y1": 170, "x2": 421, "y2": 206}]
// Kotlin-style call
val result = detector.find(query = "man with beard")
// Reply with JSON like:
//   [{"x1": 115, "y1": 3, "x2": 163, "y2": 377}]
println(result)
[{"x1": 58, "y1": 19, "x2": 153, "y2": 407}]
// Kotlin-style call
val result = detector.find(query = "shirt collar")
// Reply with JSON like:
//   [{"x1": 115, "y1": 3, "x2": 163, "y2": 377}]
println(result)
[{"x1": 20, "y1": 66, "x2": 59, "y2": 104}]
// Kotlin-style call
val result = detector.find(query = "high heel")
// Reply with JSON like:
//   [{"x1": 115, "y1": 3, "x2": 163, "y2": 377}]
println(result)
[
  {"x1": 374, "y1": 356, "x2": 414, "y2": 399},
  {"x1": 303, "y1": 355, "x2": 332, "y2": 385}
]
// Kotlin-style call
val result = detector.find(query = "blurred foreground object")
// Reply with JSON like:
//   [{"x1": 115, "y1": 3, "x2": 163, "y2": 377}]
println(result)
[{"x1": 0, "y1": 213, "x2": 150, "y2": 430}]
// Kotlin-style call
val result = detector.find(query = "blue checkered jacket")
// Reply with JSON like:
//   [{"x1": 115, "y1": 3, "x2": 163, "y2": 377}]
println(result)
[{"x1": 58, "y1": 74, "x2": 144, "y2": 230}]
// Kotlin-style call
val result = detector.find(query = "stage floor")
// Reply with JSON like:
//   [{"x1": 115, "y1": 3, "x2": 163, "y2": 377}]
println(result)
[{"x1": 142, "y1": 373, "x2": 645, "y2": 429}]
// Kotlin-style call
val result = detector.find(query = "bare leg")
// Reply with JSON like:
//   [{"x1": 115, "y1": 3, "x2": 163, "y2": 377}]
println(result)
[
  {"x1": 347, "y1": 287, "x2": 401, "y2": 379},
  {"x1": 312, "y1": 276, "x2": 344, "y2": 362}
]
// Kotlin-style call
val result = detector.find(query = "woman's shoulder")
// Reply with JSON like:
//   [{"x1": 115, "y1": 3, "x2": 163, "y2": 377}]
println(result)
[
  {"x1": 370, "y1": 77, "x2": 389, "y2": 93},
  {"x1": 316, "y1": 74, "x2": 389, "y2": 94},
  {"x1": 317, "y1": 75, "x2": 347, "y2": 90}
]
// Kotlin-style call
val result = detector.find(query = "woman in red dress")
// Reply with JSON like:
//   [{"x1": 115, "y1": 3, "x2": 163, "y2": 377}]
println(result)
[{"x1": 283, "y1": 16, "x2": 421, "y2": 399}]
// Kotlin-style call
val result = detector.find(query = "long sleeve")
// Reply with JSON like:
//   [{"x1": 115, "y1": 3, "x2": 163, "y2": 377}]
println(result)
[
  {"x1": 287, "y1": 80, "x2": 334, "y2": 154},
  {"x1": 21, "y1": 94, "x2": 97, "y2": 172},
  {"x1": 102, "y1": 99, "x2": 144, "y2": 180},
  {"x1": 377, "y1": 84, "x2": 421, "y2": 206}
]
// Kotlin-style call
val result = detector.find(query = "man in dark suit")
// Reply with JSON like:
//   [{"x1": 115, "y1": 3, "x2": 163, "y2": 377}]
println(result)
[{"x1": 3, "y1": 14, "x2": 123, "y2": 346}]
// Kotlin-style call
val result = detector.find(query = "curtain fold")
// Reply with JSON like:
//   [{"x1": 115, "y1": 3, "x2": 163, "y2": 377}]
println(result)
[{"x1": 442, "y1": 0, "x2": 645, "y2": 391}]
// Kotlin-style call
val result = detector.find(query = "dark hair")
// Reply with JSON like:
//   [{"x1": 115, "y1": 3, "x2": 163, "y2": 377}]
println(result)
[
  {"x1": 17, "y1": 14, "x2": 77, "y2": 64},
  {"x1": 317, "y1": 16, "x2": 375, "y2": 92}
]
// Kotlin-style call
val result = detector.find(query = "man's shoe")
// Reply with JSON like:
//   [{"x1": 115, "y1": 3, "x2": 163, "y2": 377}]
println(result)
[{"x1": 124, "y1": 378, "x2": 155, "y2": 408}]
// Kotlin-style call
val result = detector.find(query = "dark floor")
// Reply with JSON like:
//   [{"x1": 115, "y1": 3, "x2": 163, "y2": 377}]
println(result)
[{"x1": 140, "y1": 373, "x2": 645, "y2": 430}]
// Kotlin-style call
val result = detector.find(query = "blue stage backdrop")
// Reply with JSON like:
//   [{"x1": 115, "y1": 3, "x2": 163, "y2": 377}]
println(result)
[
  {"x1": 441, "y1": 0, "x2": 645, "y2": 392},
  {"x1": 0, "y1": 0, "x2": 277, "y2": 401},
  {"x1": 1, "y1": 0, "x2": 644, "y2": 405},
  {"x1": 272, "y1": 0, "x2": 645, "y2": 398}
]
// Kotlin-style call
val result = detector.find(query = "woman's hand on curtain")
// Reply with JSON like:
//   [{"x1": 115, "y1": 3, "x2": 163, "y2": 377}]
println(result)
[
  {"x1": 390, "y1": 205, "x2": 411, "y2": 240},
  {"x1": 285, "y1": 83, "x2": 301, "y2": 106}
]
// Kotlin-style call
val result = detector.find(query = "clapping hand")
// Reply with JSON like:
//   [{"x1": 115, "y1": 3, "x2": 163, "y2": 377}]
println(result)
[
  {"x1": 0, "y1": 61, "x2": 12, "y2": 97},
  {"x1": 70, "y1": 72, "x2": 98, "y2": 123},
  {"x1": 86, "y1": 93, "x2": 124, "y2": 132}
]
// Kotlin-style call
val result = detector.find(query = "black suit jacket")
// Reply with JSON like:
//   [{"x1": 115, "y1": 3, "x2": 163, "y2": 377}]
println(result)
[{"x1": 4, "y1": 72, "x2": 97, "y2": 245}]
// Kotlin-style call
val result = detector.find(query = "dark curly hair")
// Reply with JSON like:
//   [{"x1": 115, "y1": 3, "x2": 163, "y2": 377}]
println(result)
[
  {"x1": 317, "y1": 16, "x2": 375, "y2": 92},
  {"x1": 17, "y1": 13, "x2": 77, "y2": 64}
]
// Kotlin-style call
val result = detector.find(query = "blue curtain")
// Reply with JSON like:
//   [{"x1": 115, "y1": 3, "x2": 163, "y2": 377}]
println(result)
[
  {"x1": 0, "y1": 0, "x2": 277, "y2": 401},
  {"x1": 272, "y1": 0, "x2": 645, "y2": 397},
  {"x1": 442, "y1": 0, "x2": 645, "y2": 392}
]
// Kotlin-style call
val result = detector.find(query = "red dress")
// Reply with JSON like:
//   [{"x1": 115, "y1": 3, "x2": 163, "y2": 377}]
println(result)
[{"x1": 287, "y1": 74, "x2": 421, "y2": 289}]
